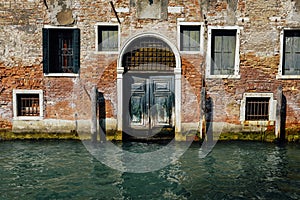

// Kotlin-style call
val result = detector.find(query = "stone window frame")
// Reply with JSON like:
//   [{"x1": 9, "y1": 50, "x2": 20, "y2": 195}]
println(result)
[
  {"x1": 13, "y1": 89, "x2": 44, "y2": 121},
  {"x1": 240, "y1": 93, "x2": 277, "y2": 125},
  {"x1": 277, "y1": 28, "x2": 300, "y2": 79},
  {"x1": 43, "y1": 25, "x2": 80, "y2": 77},
  {"x1": 177, "y1": 21, "x2": 204, "y2": 55},
  {"x1": 206, "y1": 26, "x2": 241, "y2": 79},
  {"x1": 95, "y1": 23, "x2": 120, "y2": 54}
]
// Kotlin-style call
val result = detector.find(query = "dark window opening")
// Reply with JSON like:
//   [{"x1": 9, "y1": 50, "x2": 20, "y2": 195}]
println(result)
[
  {"x1": 98, "y1": 26, "x2": 118, "y2": 51},
  {"x1": 180, "y1": 25, "x2": 200, "y2": 51},
  {"x1": 17, "y1": 94, "x2": 40, "y2": 117},
  {"x1": 246, "y1": 97, "x2": 269, "y2": 121},
  {"x1": 122, "y1": 37, "x2": 176, "y2": 72},
  {"x1": 211, "y1": 29, "x2": 236, "y2": 75},
  {"x1": 283, "y1": 30, "x2": 300, "y2": 75},
  {"x1": 43, "y1": 28, "x2": 80, "y2": 74}
]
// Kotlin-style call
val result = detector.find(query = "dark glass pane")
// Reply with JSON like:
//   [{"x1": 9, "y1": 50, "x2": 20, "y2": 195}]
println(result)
[
  {"x1": 98, "y1": 26, "x2": 118, "y2": 51},
  {"x1": 284, "y1": 30, "x2": 300, "y2": 75},
  {"x1": 211, "y1": 29, "x2": 236, "y2": 75},
  {"x1": 180, "y1": 25, "x2": 200, "y2": 51},
  {"x1": 46, "y1": 29, "x2": 80, "y2": 74}
]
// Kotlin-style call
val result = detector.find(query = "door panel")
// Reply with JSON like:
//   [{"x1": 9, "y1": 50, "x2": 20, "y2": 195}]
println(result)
[
  {"x1": 129, "y1": 77, "x2": 148, "y2": 128},
  {"x1": 150, "y1": 76, "x2": 174, "y2": 127},
  {"x1": 127, "y1": 75, "x2": 174, "y2": 132},
  {"x1": 130, "y1": 96, "x2": 143, "y2": 124}
]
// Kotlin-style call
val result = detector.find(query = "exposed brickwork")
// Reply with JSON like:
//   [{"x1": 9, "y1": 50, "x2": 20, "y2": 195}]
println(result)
[
  {"x1": 0, "y1": 0, "x2": 299, "y2": 139},
  {"x1": 0, "y1": 63, "x2": 44, "y2": 129}
]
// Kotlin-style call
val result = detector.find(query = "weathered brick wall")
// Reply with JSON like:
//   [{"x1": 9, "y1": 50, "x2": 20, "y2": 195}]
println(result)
[
  {"x1": 202, "y1": 0, "x2": 300, "y2": 133},
  {"x1": 0, "y1": 0, "x2": 45, "y2": 129},
  {"x1": 0, "y1": 0, "x2": 300, "y2": 136}
]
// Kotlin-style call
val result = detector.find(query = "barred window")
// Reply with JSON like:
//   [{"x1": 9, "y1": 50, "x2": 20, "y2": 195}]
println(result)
[
  {"x1": 122, "y1": 36, "x2": 176, "y2": 72},
  {"x1": 13, "y1": 90, "x2": 43, "y2": 119},
  {"x1": 17, "y1": 94, "x2": 40, "y2": 117},
  {"x1": 43, "y1": 28, "x2": 80, "y2": 74},
  {"x1": 245, "y1": 97, "x2": 269, "y2": 121}
]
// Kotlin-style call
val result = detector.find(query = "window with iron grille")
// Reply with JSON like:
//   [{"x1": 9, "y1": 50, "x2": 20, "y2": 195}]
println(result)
[
  {"x1": 211, "y1": 29, "x2": 237, "y2": 75},
  {"x1": 98, "y1": 26, "x2": 118, "y2": 51},
  {"x1": 122, "y1": 36, "x2": 176, "y2": 72},
  {"x1": 16, "y1": 94, "x2": 40, "y2": 117},
  {"x1": 43, "y1": 28, "x2": 80, "y2": 74},
  {"x1": 180, "y1": 25, "x2": 201, "y2": 51},
  {"x1": 245, "y1": 97, "x2": 270, "y2": 121},
  {"x1": 283, "y1": 30, "x2": 300, "y2": 75}
]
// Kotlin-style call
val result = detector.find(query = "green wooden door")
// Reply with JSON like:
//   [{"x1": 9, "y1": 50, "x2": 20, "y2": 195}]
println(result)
[{"x1": 124, "y1": 75, "x2": 174, "y2": 136}]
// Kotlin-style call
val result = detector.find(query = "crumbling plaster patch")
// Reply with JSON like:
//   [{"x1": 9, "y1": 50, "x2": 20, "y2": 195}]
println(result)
[{"x1": 46, "y1": 0, "x2": 75, "y2": 25}]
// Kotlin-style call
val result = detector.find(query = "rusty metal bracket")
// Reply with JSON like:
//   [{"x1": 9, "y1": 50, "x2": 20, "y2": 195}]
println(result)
[
  {"x1": 43, "y1": 0, "x2": 48, "y2": 9},
  {"x1": 110, "y1": 1, "x2": 121, "y2": 24}
]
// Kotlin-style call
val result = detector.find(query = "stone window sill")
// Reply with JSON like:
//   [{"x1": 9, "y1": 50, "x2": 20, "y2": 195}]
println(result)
[
  {"x1": 94, "y1": 51, "x2": 119, "y2": 55},
  {"x1": 276, "y1": 75, "x2": 300, "y2": 79},
  {"x1": 14, "y1": 116, "x2": 43, "y2": 121},
  {"x1": 180, "y1": 51, "x2": 202, "y2": 55},
  {"x1": 44, "y1": 73, "x2": 79, "y2": 77},
  {"x1": 206, "y1": 74, "x2": 241, "y2": 79},
  {"x1": 242, "y1": 121, "x2": 275, "y2": 126}
]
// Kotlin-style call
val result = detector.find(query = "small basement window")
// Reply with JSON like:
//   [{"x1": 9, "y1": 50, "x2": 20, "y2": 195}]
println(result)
[
  {"x1": 17, "y1": 94, "x2": 40, "y2": 116},
  {"x1": 240, "y1": 93, "x2": 276, "y2": 123},
  {"x1": 13, "y1": 90, "x2": 43, "y2": 120},
  {"x1": 245, "y1": 97, "x2": 270, "y2": 121}
]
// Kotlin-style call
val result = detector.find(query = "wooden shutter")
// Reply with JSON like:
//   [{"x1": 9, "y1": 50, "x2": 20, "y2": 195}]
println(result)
[
  {"x1": 101, "y1": 29, "x2": 109, "y2": 51},
  {"x1": 182, "y1": 29, "x2": 189, "y2": 51},
  {"x1": 72, "y1": 29, "x2": 80, "y2": 73},
  {"x1": 295, "y1": 35, "x2": 300, "y2": 71},
  {"x1": 222, "y1": 34, "x2": 236, "y2": 74},
  {"x1": 213, "y1": 34, "x2": 222, "y2": 75},
  {"x1": 284, "y1": 31, "x2": 300, "y2": 74},
  {"x1": 181, "y1": 26, "x2": 200, "y2": 51},
  {"x1": 285, "y1": 35, "x2": 293, "y2": 73},
  {"x1": 111, "y1": 29, "x2": 118, "y2": 51},
  {"x1": 42, "y1": 28, "x2": 49, "y2": 73},
  {"x1": 190, "y1": 28, "x2": 200, "y2": 51},
  {"x1": 99, "y1": 26, "x2": 118, "y2": 51}
]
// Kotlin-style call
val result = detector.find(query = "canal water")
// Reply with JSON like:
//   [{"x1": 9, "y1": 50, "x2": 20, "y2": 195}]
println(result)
[{"x1": 0, "y1": 140, "x2": 299, "y2": 199}]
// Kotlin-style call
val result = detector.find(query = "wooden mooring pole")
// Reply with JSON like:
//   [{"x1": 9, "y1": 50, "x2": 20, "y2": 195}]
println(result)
[
  {"x1": 199, "y1": 87, "x2": 206, "y2": 139},
  {"x1": 275, "y1": 86, "x2": 282, "y2": 139},
  {"x1": 91, "y1": 86, "x2": 97, "y2": 143}
]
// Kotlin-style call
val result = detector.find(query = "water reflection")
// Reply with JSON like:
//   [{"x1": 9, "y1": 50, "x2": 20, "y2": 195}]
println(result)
[
  {"x1": 82, "y1": 140, "x2": 192, "y2": 173},
  {"x1": 0, "y1": 141, "x2": 299, "y2": 199}
]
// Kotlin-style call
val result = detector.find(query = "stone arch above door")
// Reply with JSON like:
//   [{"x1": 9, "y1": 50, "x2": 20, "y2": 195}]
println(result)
[{"x1": 117, "y1": 32, "x2": 182, "y2": 137}]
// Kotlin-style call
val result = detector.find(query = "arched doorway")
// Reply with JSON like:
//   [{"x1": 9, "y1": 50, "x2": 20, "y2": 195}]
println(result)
[{"x1": 117, "y1": 33, "x2": 181, "y2": 139}]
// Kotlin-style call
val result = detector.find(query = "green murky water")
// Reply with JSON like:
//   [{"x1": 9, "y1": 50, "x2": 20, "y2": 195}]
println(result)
[{"x1": 0, "y1": 140, "x2": 299, "y2": 199}]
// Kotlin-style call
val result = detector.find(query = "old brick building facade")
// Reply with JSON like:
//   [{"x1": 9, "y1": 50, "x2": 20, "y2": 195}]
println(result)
[{"x1": 0, "y1": 0, "x2": 299, "y2": 141}]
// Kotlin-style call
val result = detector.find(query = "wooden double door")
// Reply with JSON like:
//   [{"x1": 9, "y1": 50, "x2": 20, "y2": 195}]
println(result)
[{"x1": 123, "y1": 74, "x2": 175, "y2": 136}]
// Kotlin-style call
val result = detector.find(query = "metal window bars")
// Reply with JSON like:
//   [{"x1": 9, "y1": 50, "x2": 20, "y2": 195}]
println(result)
[
  {"x1": 18, "y1": 94, "x2": 40, "y2": 116},
  {"x1": 123, "y1": 37, "x2": 176, "y2": 72},
  {"x1": 245, "y1": 97, "x2": 269, "y2": 121},
  {"x1": 60, "y1": 38, "x2": 74, "y2": 73}
]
